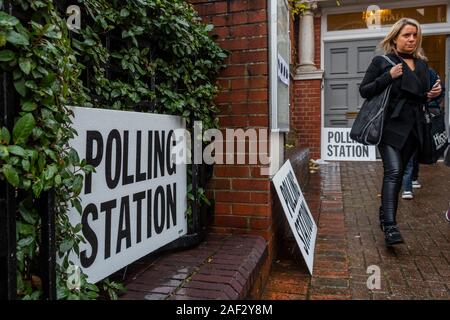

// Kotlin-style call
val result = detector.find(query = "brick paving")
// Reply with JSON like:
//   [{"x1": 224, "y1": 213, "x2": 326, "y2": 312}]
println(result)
[
  {"x1": 342, "y1": 162, "x2": 450, "y2": 300},
  {"x1": 262, "y1": 163, "x2": 351, "y2": 300},
  {"x1": 261, "y1": 162, "x2": 450, "y2": 300}
]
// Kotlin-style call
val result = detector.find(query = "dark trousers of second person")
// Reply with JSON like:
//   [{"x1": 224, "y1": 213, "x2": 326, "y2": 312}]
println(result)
[{"x1": 378, "y1": 133, "x2": 418, "y2": 225}]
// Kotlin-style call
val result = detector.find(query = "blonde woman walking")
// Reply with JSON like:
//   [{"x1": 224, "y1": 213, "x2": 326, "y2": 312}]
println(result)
[{"x1": 359, "y1": 18, "x2": 442, "y2": 246}]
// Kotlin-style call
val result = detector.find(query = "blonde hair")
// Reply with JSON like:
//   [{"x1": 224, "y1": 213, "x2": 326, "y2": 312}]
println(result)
[{"x1": 379, "y1": 18, "x2": 427, "y2": 60}]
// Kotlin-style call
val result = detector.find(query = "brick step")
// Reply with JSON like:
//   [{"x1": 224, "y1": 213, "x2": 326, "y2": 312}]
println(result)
[{"x1": 120, "y1": 234, "x2": 268, "y2": 300}]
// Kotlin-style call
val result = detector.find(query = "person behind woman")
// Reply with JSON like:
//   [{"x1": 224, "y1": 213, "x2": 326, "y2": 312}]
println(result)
[
  {"x1": 359, "y1": 18, "x2": 442, "y2": 246},
  {"x1": 401, "y1": 68, "x2": 445, "y2": 200}
]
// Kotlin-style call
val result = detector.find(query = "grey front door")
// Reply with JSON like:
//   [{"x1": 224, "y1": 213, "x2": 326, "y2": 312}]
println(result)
[{"x1": 324, "y1": 39, "x2": 381, "y2": 127}]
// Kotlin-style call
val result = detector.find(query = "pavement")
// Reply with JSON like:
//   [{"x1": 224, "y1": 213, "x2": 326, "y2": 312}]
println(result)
[{"x1": 262, "y1": 161, "x2": 450, "y2": 300}]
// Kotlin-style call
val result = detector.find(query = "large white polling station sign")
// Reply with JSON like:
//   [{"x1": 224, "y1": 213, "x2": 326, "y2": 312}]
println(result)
[
  {"x1": 272, "y1": 160, "x2": 317, "y2": 274},
  {"x1": 322, "y1": 128, "x2": 376, "y2": 161},
  {"x1": 67, "y1": 107, "x2": 187, "y2": 283}
]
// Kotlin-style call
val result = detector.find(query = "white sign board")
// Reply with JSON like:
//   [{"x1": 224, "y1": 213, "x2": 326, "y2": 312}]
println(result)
[
  {"x1": 67, "y1": 107, "x2": 187, "y2": 283},
  {"x1": 322, "y1": 128, "x2": 376, "y2": 161},
  {"x1": 272, "y1": 160, "x2": 317, "y2": 274}
]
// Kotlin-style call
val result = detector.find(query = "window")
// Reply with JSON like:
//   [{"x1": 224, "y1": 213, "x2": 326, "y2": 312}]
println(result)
[{"x1": 327, "y1": 5, "x2": 447, "y2": 31}]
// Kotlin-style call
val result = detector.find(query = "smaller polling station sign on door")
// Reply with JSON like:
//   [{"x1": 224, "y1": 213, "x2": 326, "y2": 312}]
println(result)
[
  {"x1": 322, "y1": 128, "x2": 376, "y2": 161},
  {"x1": 272, "y1": 160, "x2": 317, "y2": 274}
]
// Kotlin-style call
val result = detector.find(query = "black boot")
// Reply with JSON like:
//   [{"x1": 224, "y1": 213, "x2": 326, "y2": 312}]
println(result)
[
  {"x1": 384, "y1": 225, "x2": 404, "y2": 246},
  {"x1": 379, "y1": 206, "x2": 385, "y2": 232}
]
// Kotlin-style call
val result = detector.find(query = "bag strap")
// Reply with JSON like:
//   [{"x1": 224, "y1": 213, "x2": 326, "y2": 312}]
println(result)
[{"x1": 381, "y1": 55, "x2": 397, "y2": 66}]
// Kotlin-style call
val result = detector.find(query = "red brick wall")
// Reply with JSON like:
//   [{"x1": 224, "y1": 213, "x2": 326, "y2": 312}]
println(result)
[
  {"x1": 291, "y1": 16, "x2": 322, "y2": 160},
  {"x1": 189, "y1": 1, "x2": 274, "y2": 247}
]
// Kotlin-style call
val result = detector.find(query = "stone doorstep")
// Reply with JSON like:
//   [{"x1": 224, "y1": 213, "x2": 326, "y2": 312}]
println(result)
[{"x1": 120, "y1": 234, "x2": 268, "y2": 300}]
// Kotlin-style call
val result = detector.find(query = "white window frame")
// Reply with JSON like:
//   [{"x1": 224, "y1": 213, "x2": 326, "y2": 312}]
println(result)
[{"x1": 269, "y1": 0, "x2": 291, "y2": 132}]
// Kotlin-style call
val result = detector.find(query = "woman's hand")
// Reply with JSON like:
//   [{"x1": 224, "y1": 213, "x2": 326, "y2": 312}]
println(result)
[
  {"x1": 427, "y1": 81, "x2": 442, "y2": 99},
  {"x1": 390, "y1": 63, "x2": 403, "y2": 79}
]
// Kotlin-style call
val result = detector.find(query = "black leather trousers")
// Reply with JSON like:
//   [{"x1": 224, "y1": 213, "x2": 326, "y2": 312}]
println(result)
[{"x1": 378, "y1": 133, "x2": 418, "y2": 225}]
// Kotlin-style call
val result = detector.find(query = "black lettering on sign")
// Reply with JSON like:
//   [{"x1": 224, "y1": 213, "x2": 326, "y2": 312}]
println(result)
[
  {"x1": 166, "y1": 183, "x2": 177, "y2": 229},
  {"x1": 135, "y1": 131, "x2": 146, "y2": 182},
  {"x1": 105, "y1": 130, "x2": 121, "y2": 189},
  {"x1": 279, "y1": 172, "x2": 301, "y2": 218},
  {"x1": 294, "y1": 217, "x2": 307, "y2": 254},
  {"x1": 154, "y1": 131, "x2": 165, "y2": 178},
  {"x1": 154, "y1": 186, "x2": 165, "y2": 234},
  {"x1": 147, "y1": 131, "x2": 153, "y2": 180},
  {"x1": 167, "y1": 130, "x2": 176, "y2": 176},
  {"x1": 100, "y1": 199, "x2": 117, "y2": 259},
  {"x1": 147, "y1": 189, "x2": 152, "y2": 238},
  {"x1": 116, "y1": 196, "x2": 132, "y2": 254},
  {"x1": 294, "y1": 201, "x2": 314, "y2": 255},
  {"x1": 80, "y1": 203, "x2": 98, "y2": 268},
  {"x1": 122, "y1": 131, "x2": 134, "y2": 186},
  {"x1": 280, "y1": 183, "x2": 293, "y2": 218},
  {"x1": 85, "y1": 131, "x2": 103, "y2": 194},
  {"x1": 133, "y1": 191, "x2": 146, "y2": 244}
]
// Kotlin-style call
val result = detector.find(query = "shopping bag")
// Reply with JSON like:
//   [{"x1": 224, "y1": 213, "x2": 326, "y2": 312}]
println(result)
[{"x1": 418, "y1": 110, "x2": 449, "y2": 164}]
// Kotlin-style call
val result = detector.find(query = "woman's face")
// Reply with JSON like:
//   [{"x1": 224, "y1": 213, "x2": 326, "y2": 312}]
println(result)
[{"x1": 394, "y1": 24, "x2": 418, "y2": 53}]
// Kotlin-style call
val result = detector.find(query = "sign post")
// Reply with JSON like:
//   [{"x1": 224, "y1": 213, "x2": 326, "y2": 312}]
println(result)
[
  {"x1": 272, "y1": 160, "x2": 317, "y2": 274},
  {"x1": 66, "y1": 107, "x2": 187, "y2": 283}
]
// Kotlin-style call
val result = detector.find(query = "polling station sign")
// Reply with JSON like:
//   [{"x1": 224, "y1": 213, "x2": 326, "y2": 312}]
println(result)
[
  {"x1": 321, "y1": 128, "x2": 376, "y2": 161},
  {"x1": 67, "y1": 107, "x2": 187, "y2": 283},
  {"x1": 272, "y1": 160, "x2": 317, "y2": 274}
]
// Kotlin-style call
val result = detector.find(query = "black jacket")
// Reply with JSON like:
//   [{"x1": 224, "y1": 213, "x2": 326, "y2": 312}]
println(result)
[{"x1": 359, "y1": 53, "x2": 430, "y2": 149}]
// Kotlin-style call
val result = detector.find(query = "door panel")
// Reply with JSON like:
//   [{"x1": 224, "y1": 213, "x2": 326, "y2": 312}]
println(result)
[{"x1": 324, "y1": 39, "x2": 381, "y2": 127}]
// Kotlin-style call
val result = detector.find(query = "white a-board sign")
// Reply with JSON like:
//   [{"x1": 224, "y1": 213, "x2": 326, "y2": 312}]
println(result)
[
  {"x1": 67, "y1": 107, "x2": 187, "y2": 283},
  {"x1": 272, "y1": 160, "x2": 317, "y2": 274}
]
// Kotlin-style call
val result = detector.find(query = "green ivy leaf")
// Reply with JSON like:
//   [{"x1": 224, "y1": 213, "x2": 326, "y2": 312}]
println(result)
[
  {"x1": 0, "y1": 32, "x2": 5, "y2": 47},
  {"x1": 72, "y1": 198, "x2": 82, "y2": 214},
  {"x1": 18, "y1": 236, "x2": 33, "y2": 247},
  {"x1": 8, "y1": 145, "x2": 26, "y2": 157},
  {"x1": 14, "y1": 78, "x2": 27, "y2": 97},
  {"x1": 44, "y1": 164, "x2": 58, "y2": 180},
  {"x1": 22, "y1": 101, "x2": 38, "y2": 112},
  {"x1": 0, "y1": 127, "x2": 10, "y2": 144},
  {"x1": 6, "y1": 30, "x2": 29, "y2": 46},
  {"x1": 3, "y1": 164, "x2": 19, "y2": 187},
  {"x1": 0, "y1": 145, "x2": 9, "y2": 159},
  {"x1": 13, "y1": 113, "x2": 35, "y2": 145},
  {"x1": 19, "y1": 206, "x2": 37, "y2": 224},
  {"x1": 120, "y1": 9, "x2": 130, "y2": 17},
  {"x1": 0, "y1": 49, "x2": 15, "y2": 61},
  {"x1": 21, "y1": 159, "x2": 30, "y2": 171},
  {"x1": 32, "y1": 180, "x2": 43, "y2": 197},
  {"x1": 68, "y1": 148, "x2": 80, "y2": 164},
  {"x1": 19, "y1": 57, "x2": 32, "y2": 75},
  {"x1": 0, "y1": 12, "x2": 20, "y2": 27},
  {"x1": 59, "y1": 239, "x2": 74, "y2": 253},
  {"x1": 17, "y1": 222, "x2": 34, "y2": 235}
]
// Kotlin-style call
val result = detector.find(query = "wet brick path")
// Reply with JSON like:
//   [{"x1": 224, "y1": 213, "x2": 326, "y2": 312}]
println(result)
[
  {"x1": 342, "y1": 162, "x2": 450, "y2": 300},
  {"x1": 261, "y1": 162, "x2": 450, "y2": 300},
  {"x1": 262, "y1": 163, "x2": 351, "y2": 299}
]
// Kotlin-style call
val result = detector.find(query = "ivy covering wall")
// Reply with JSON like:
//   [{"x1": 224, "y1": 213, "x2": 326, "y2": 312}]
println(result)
[{"x1": 0, "y1": 0, "x2": 226, "y2": 299}]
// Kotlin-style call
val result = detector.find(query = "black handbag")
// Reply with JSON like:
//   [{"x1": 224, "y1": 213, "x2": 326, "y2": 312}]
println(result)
[
  {"x1": 350, "y1": 55, "x2": 396, "y2": 145},
  {"x1": 418, "y1": 109, "x2": 449, "y2": 164}
]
